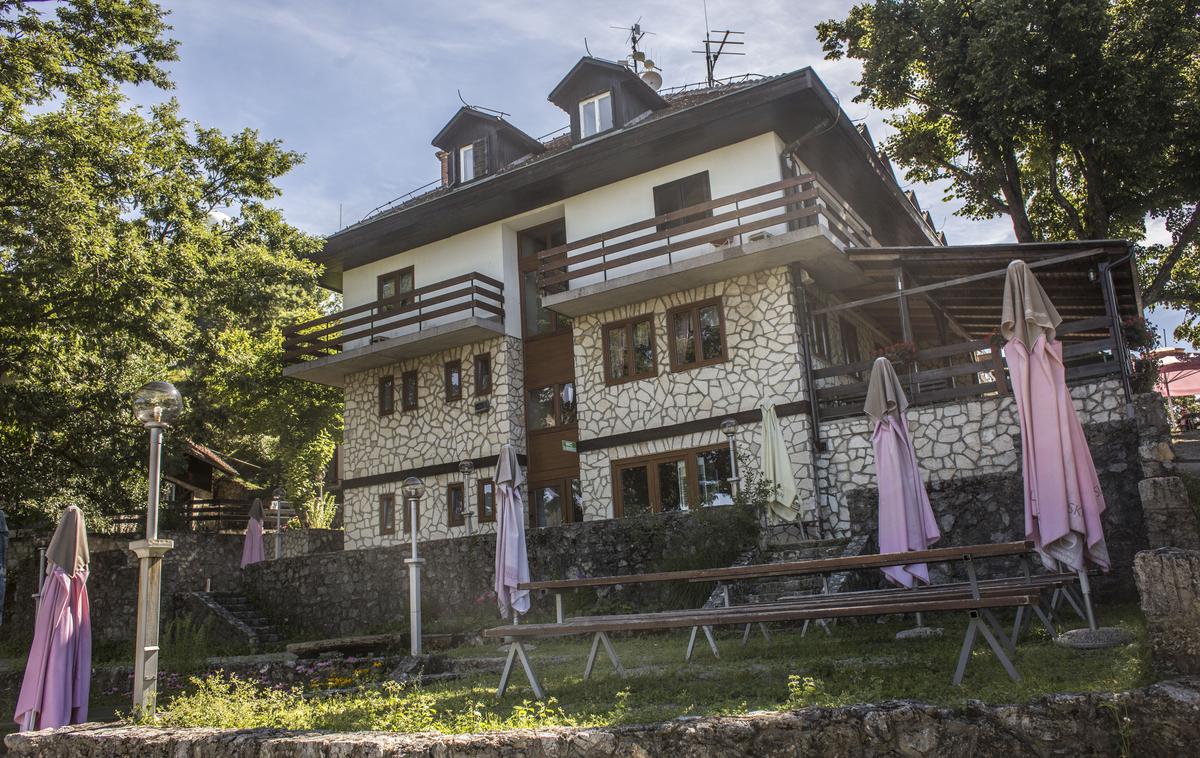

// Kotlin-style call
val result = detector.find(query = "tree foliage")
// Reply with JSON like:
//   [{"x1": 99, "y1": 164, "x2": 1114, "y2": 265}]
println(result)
[
  {"x1": 817, "y1": 0, "x2": 1200, "y2": 328},
  {"x1": 0, "y1": 0, "x2": 341, "y2": 525}
]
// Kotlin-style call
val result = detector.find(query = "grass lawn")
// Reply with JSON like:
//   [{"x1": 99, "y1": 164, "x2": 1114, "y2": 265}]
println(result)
[{"x1": 143, "y1": 602, "x2": 1152, "y2": 734}]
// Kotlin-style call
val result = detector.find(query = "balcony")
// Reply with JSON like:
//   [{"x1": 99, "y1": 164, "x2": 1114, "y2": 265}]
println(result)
[
  {"x1": 282, "y1": 272, "x2": 505, "y2": 387},
  {"x1": 538, "y1": 173, "x2": 876, "y2": 317}
]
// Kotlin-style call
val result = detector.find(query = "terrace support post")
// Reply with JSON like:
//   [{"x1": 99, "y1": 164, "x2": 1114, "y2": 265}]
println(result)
[
  {"x1": 793, "y1": 270, "x2": 826, "y2": 537},
  {"x1": 895, "y1": 267, "x2": 917, "y2": 394},
  {"x1": 1098, "y1": 259, "x2": 1136, "y2": 418}
]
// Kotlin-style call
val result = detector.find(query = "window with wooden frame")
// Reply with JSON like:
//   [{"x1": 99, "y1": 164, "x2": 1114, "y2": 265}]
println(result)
[
  {"x1": 529, "y1": 478, "x2": 584, "y2": 528},
  {"x1": 652, "y1": 171, "x2": 712, "y2": 232},
  {"x1": 603, "y1": 315, "x2": 656, "y2": 384},
  {"x1": 527, "y1": 382, "x2": 576, "y2": 430},
  {"x1": 378, "y1": 375, "x2": 395, "y2": 415},
  {"x1": 458, "y1": 144, "x2": 475, "y2": 182},
  {"x1": 444, "y1": 360, "x2": 462, "y2": 402},
  {"x1": 377, "y1": 266, "x2": 414, "y2": 315},
  {"x1": 579, "y1": 91, "x2": 613, "y2": 138},
  {"x1": 473, "y1": 353, "x2": 492, "y2": 396},
  {"x1": 809, "y1": 311, "x2": 832, "y2": 361},
  {"x1": 402, "y1": 495, "x2": 419, "y2": 534},
  {"x1": 401, "y1": 370, "x2": 418, "y2": 411},
  {"x1": 447, "y1": 483, "x2": 466, "y2": 527},
  {"x1": 667, "y1": 298, "x2": 726, "y2": 371},
  {"x1": 612, "y1": 444, "x2": 734, "y2": 518},
  {"x1": 477, "y1": 478, "x2": 496, "y2": 523},
  {"x1": 378, "y1": 494, "x2": 396, "y2": 536},
  {"x1": 840, "y1": 318, "x2": 861, "y2": 365}
]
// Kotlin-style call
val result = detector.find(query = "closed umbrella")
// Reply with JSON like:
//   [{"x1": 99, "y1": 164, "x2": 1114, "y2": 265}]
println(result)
[
  {"x1": 1002, "y1": 260, "x2": 1110, "y2": 578},
  {"x1": 759, "y1": 400, "x2": 803, "y2": 525},
  {"x1": 0, "y1": 508, "x2": 8, "y2": 626},
  {"x1": 494, "y1": 444, "x2": 530, "y2": 619},
  {"x1": 865, "y1": 357, "x2": 941, "y2": 588},
  {"x1": 14, "y1": 506, "x2": 91, "y2": 731},
  {"x1": 240, "y1": 498, "x2": 266, "y2": 568}
]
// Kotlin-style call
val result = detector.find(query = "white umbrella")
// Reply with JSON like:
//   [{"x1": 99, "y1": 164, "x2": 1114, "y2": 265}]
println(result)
[
  {"x1": 759, "y1": 400, "x2": 802, "y2": 524},
  {"x1": 494, "y1": 444, "x2": 530, "y2": 619}
]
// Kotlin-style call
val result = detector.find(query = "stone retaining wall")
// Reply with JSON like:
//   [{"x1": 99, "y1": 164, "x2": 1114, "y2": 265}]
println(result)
[
  {"x1": 9, "y1": 677, "x2": 1200, "y2": 757},
  {"x1": 242, "y1": 506, "x2": 758, "y2": 640},
  {"x1": 1135, "y1": 548, "x2": 1200, "y2": 674}
]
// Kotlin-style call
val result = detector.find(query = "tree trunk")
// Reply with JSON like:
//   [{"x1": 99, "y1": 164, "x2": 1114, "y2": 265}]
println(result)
[
  {"x1": 1143, "y1": 205, "x2": 1200, "y2": 306},
  {"x1": 997, "y1": 145, "x2": 1036, "y2": 242}
]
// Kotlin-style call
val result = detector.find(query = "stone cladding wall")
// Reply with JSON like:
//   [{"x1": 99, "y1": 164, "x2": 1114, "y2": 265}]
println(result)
[
  {"x1": 1135, "y1": 547, "x2": 1200, "y2": 674},
  {"x1": 10, "y1": 678, "x2": 1200, "y2": 757},
  {"x1": 342, "y1": 335, "x2": 524, "y2": 549}
]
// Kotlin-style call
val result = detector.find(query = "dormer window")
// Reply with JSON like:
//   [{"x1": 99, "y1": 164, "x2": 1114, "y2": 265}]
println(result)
[
  {"x1": 579, "y1": 91, "x2": 613, "y2": 138},
  {"x1": 459, "y1": 144, "x2": 475, "y2": 182}
]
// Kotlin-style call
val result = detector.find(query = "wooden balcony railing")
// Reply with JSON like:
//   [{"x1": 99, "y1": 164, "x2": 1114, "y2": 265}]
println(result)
[
  {"x1": 283, "y1": 272, "x2": 504, "y2": 365},
  {"x1": 537, "y1": 173, "x2": 875, "y2": 290}
]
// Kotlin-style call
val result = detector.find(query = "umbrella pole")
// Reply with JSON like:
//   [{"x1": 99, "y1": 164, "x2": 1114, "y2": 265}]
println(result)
[{"x1": 1076, "y1": 569, "x2": 1097, "y2": 632}]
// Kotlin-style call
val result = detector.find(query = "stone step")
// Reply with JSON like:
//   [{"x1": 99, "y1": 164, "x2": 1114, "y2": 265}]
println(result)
[
  {"x1": 1173, "y1": 438, "x2": 1200, "y2": 461},
  {"x1": 1174, "y1": 460, "x2": 1200, "y2": 477}
]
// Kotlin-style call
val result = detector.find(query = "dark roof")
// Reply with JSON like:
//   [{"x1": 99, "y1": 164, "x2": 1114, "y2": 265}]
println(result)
[
  {"x1": 430, "y1": 106, "x2": 545, "y2": 155},
  {"x1": 181, "y1": 438, "x2": 240, "y2": 477},
  {"x1": 546, "y1": 56, "x2": 669, "y2": 109}
]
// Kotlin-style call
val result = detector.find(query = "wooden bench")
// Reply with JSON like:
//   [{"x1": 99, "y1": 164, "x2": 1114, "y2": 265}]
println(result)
[{"x1": 489, "y1": 541, "x2": 1066, "y2": 697}]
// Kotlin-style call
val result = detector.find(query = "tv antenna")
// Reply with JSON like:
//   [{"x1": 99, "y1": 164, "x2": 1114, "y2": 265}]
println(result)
[
  {"x1": 612, "y1": 19, "x2": 654, "y2": 73},
  {"x1": 456, "y1": 89, "x2": 510, "y2": 120},
  {"x1": 692, "y1": 2, "x2": 744, "y2": 87}
]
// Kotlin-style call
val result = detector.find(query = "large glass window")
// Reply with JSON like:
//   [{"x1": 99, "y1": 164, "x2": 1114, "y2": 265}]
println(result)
[
  {"x1": 518, "y1": 221, "x2": 571, "y2": 337},
  {"x1": 533, "y1": 484, "x2": 564, "y2": 528},
  {"x1": 377, "y1": 267, "x2": 414, "y2": 314},
  {"x1": 668, "y1": 298, "x2": 726, "y2": 371},
  {"x1": 604, "y1": 315, "x2": 656, "y2": 384},
  {"x1": 528, "y1": 382, "x2": 576, "y2": 430},
  {"x1": 613, "y1": 444, "x2": 735, "y2": 516},
  {"x1": 652, "y1": 172, "x2": 713, "y2": 232},
  {"x1": 579, "y1": 91, "x2": 613, "y2": 138}
]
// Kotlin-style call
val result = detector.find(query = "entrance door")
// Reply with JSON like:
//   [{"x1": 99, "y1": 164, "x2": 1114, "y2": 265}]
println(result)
[{"x1": 517, "y1": 220, "x2": 581, "y2": 526}]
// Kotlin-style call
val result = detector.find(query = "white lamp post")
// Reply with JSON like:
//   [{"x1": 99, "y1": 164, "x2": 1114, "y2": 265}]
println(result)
[
  {"x1": 458, "y1": 460, "x2": 475, "y2": 536},
  {"x1": 402, "y1": 476, "x2": 425, "y2": 656},
  {"x1": 131, "y1": 380, "x2": 183, "y2": 714},
  {"x1": 720, "y1": 418, "x2": 740, "y2": 496}
]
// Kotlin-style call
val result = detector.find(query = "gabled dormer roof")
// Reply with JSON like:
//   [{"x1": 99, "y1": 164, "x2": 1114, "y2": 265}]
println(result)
[
  {"x1": 547, "y1": 56, "x2": 668, "y2": 114},
  {"x1": 431, "y1": 106, "x2": 545, "y2": 156}
]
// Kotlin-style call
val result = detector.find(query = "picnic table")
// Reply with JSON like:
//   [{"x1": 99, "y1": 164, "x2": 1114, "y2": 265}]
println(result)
[{"x1": 484, "y1": 540, "x2": 1077, "y2": 698}]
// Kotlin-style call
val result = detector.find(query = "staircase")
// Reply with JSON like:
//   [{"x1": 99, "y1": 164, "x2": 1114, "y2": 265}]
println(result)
[
  {"x1": 199, "y1": 591, "x2": 284, "y2": 650},
  {"x1": 1173, "y1": 432, "x2": 1200, "y2": 478}
]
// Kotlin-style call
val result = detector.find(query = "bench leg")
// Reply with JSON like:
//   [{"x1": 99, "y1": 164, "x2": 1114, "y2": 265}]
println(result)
[
  {"x1": 1011, "y1": 606, "x2": 1026, "y2": 644},
  {"x1": 685, "y1": 625, "x2": 720, "y2": 661},
  {"x1": 740, "y1": 623, "x2": 770, "y2": 646},
  {"x1": 741, "y1": 623, "x2": 752, "y2": 646},
  {"x1": 1033, "y1": 602, "x2": 1058, "y2": 640},
  {"x1": 584, "y1": 632, "x2": 625, "y2": 681},
  {"x1": 1052, "y1": 586, "x2": 1087, "y2": 623},
  {"x1": 759, "y1": 623, "x2": 772, "y2": 643},
  {"x1": 497, "y1": 641, "x2": 545, "y2": 699},
  {"x1": 703, "y1": 625, "x2": 720, "y2": 658},
  {"x1": 953, "y1": 611, "x2": 1021, "y2": 686},
  {"x1": 980, "y1": 609, "x2": 1015, "y2": 654},
  {"x1": 686, "y1": 626, "x2": 698, "y2": 661}
]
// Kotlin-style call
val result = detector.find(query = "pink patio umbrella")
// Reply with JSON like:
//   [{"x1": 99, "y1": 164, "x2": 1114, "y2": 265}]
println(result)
[
  {"x1": 14, "y1": 506, "x2": 91, "y2": 732},
  {"x1": 865, "y1": 357, "x2": 941, "y2": 588},
  {"x1": 240, "y1": 498, "x2": 266, "y2": 568},
  {"x1": 494, "y1": 444, "x2": 530, "y2": 619},
  {"x1": 1002, "y1": 260, "x2": 1110, "y2": 577},
  {"x1": 1155, "y1": 356, "x2": 1200, "y2": 398}
]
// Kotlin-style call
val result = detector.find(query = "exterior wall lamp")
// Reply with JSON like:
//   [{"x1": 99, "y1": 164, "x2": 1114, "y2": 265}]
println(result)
[
  {"x1": 131, "y1": 380, "x2": 183, "y2": 715},
  {"x1": 402, "y1": 476, "x2": 425, "y2": 656}
]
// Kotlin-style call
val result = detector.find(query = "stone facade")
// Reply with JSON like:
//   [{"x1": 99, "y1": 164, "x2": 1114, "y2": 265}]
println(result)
[
  {"x1": 10, "y1": 678, "x2": 1200, "y2": 757},
  {"x1": 342, "y1": 334, "x2": 524, "y2": 549},
  {"x1": 242, "y1": 507, "x2": 757, "y2": 639},
  {"x1": 1135, "y1": 548, "x2": 1200, "y2": 674},
  {"x1": 574, "y1": 266, "x2": 814, "y2": 518}
]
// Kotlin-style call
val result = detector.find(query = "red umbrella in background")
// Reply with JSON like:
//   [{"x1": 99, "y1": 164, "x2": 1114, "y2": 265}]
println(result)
[{"x1": 1156, "y1": 355, "x2": 1200, "y2": 428}]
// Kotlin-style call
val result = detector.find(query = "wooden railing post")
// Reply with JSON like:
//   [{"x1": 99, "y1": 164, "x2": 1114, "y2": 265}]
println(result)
[{"x1": 991, "y1": 347, "x2": 1009, "y2": 396}]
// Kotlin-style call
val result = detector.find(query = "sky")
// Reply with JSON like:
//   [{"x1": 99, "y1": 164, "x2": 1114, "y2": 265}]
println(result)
[{"x1": 135, "y1": 0, "x2": 1187, "y2": 346}]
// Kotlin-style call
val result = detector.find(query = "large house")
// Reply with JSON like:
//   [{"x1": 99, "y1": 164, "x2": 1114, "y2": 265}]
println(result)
[{"x1": 284, "y1": 57, "x2": 1141, "y2": 551}]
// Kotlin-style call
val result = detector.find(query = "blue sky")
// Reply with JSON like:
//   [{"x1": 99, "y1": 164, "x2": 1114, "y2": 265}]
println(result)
[{"x1": 138, "y1": 0, "x2": 1186, "y2": 345}]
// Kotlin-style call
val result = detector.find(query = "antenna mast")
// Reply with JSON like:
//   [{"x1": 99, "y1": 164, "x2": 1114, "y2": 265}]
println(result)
[
  {"x1": 612, "y1": 19, "x2": 654, "y2": 73},
  {"x1": 692, "y1": 2, "x2": 744, "y2": 88}
]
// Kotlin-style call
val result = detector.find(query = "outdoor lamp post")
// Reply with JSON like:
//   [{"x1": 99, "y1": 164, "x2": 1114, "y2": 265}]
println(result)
[
  {"x1": 131, "y1": 380, "x2": 183, "y2": 715},
  {"x1": 402, "y1": 476, "x2": 426, "y2": 656},
  {"x1": 720, "y1": 418, "x2": 740, "y2": 496},
  {"x1": 458, "y1": 459, "x2": 475, "y2": 536},
  {"x1": 271, "y1": 487, "x2": 285, "y2": 559}
]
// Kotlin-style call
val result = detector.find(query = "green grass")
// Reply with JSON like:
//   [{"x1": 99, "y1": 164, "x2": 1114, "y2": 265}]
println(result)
[{"x1": 141, "y1": 603, "x2": 1152, "y2": 734}]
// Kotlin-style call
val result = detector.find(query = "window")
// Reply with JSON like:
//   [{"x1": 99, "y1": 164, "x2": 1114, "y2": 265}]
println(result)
[
  {"x1": 613, "y1": 445, "x2": 734, "y2": 517},
  {"x1": 379, "y1": 494, "x2": 395, "y2": 535},
  {"x1": 653, "y1": 172, "x2": 712, "y2": 232},
  {"x1": 667, "y1": 298, "x2": 726, "y2": 371},
  {"x1": 401, "y1": 370, "x2": 418, "y2": 411},
  {"x1": 378, "y1": 375, "x2": 394, "y2": 415},
  {"x1": 579, "y1": 91, "x2": 613, "y2": 138},
  {"x1": 447, "y1": 483, "x2": 466, "y2": 527},
  {"x1": 528, "y1": 382, "x2": 576, "y2": 430},
  {"x1": 377, "y1": 267, "x2": 414, "y2": 314},
  {"x1": 529, "y1": 478, "x2": 584, "y2": 528},
  {"x1": 841, "y1": 318, "x2": 861, "y2": 365},
  {"x1": 459, "y1": 144, "x2": 475, "y2": 182},
  {"x1": 809, "y1": 311, "x2": 831, "y2": 361},
  {"x1": 402, "y1": 494, "x2": 419, "y2": 534},
  {"x1": 603, "y1": 315, "x2": 656, "y2": 384},
  {"x1": 474, "y1": 353, "x2": 492, "y2": 396},
  {"x1": 477, "y1": 478, "x2": 496, "y2": 523},
  {"x1": 444, "y1": 360, "x2": 462, "y2": 402}
]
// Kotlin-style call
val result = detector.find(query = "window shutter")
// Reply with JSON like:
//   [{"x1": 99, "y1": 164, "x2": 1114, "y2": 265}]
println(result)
[{"x1": 472, "y1": 137, "x2": 487, "y2": 177}]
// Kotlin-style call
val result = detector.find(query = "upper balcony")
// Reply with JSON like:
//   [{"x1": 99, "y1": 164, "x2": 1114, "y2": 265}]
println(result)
[
  {"x1": 538, "y1": 173, "x2": 877, "y2": 317},
  {"x1": 282, "y1": 272, "x2": 505, "y2": 387}
]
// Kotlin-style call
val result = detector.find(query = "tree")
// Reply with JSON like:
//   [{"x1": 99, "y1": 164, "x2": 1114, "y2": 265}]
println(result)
[
  {"x1": 817, "y1": 1, "x2": 1200, "y2": 320},
  {"x1": 0, "y1": 0, "x2": 341, "y2": 525}
]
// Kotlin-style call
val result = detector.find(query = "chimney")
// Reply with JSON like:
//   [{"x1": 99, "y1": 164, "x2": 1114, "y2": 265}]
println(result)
[{"x1": 437, "y1": 150, "x2": 451, "y2": 186}]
